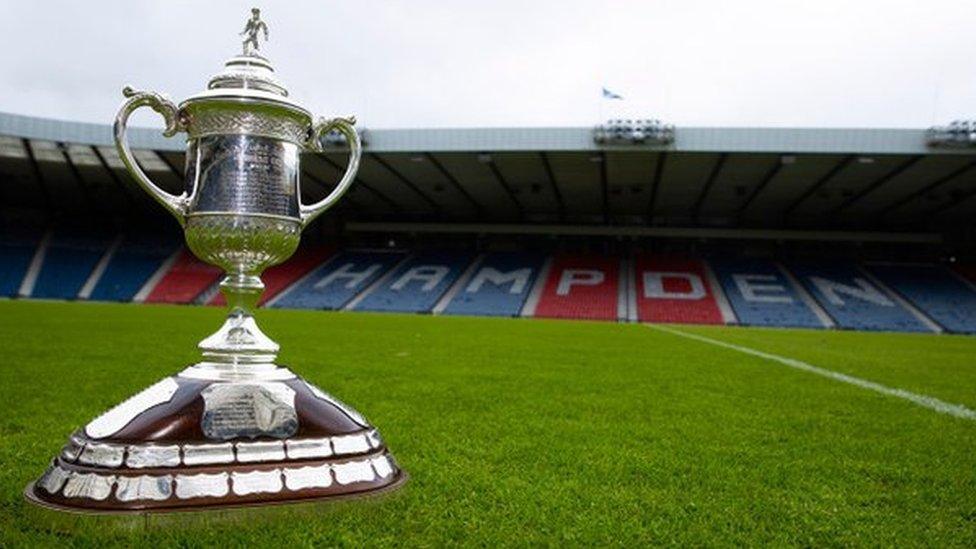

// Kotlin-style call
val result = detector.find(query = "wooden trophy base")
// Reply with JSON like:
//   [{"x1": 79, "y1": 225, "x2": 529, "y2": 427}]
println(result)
[{"x1": 26, "y1": 368, "x2": 406, "y2": 514}]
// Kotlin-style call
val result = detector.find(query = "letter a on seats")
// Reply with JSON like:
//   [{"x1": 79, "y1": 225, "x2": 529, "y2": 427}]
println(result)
[{"x1": 391, "y1": 266, "x2": 450, "y2": 291}]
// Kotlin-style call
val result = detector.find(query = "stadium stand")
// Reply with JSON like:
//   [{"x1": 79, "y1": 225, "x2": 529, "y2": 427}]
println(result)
[
  {"x1": 711, "y1": 256, "x2": 825, "y2": 328},
  {"x1": 209, "y1": 245, "x2": 334, "y2": 307},
  {"x1": 3, "y1": 227, "x2": 973, "y2": 334},
  {"x1": 144, "y1": 249, "x2": 222, "y2": 304},
  {"x1": 269, "y1": 250, "x2": 406, "y2": 310},
  {"x1": 89, "y1": 234, "x2": 180, "y2": 302},
  {"x1": 2, "y1": 113, "x2": 976, "y2": 335},
  {"x1": 442, "y1": 251, "x2": 544, "y2": 317},
  {"x1": 353, "y1": 250, "x2": 476, "y2": 313},
  {"x1": 0, "y1": 229, "x2": 41, "y2": 297},
  {"x1": 635, "y1": 255, "x2": 724, "y2": 324},
  {"x1": 865, "y1": 264, "x2": 976, "y2": 334},
  {"x1": 533, "y1": 254, "x2": 620, "y2": 320},
  {"x1": 31, "y1": 230, "x2": 111, "y2": 299},
  {"x1": 787, "y1": 261, "x2": 930, "y2": 332}
]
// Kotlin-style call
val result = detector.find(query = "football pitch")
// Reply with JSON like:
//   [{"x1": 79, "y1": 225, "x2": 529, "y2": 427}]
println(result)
[{"x1": 1, "y1": 300, "x2": 974, "y2": 546}]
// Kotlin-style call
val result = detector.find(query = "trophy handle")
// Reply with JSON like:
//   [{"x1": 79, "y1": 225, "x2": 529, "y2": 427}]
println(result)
[
  {"x1": 113, "y1": 86, "x2": 189, "y2": 224},
  {"x1": 301, "y1": 116, "x2": 361, "y2": 227}
]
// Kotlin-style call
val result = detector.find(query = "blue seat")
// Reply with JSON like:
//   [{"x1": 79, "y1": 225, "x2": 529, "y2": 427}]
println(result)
[
  {"x1": 270, "y1": 250, "x2": 405, "y2": 310},
  {"x1": 786, "y1": 261, "x2": 929, "y2": 332},
  {"x1": 866, "y1": 264, "x2": 976, "y2": 334},
  {"x1": 443, "y1": 252, "x2": 544, "y2": 317},
  {"x1": 354, "y1": 251, "x2": 476, "y2": 313},
  {"x1": 0, "y1": 231, "x2": 41, "y2": 296},
  {"x1": 90, "y1": 234, "x2": 180, "y2": 302},
  {"x1": 710, "y1": 257, "x2": 823, "y2": 328},
  {"x1": 32, "y1": 231, "x2": 112, "y2": 299}
]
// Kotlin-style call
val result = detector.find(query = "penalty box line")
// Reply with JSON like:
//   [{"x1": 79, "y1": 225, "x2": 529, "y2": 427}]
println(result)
[{"x1": 646, "y1": 324, "x2": 976, "y2": 422}]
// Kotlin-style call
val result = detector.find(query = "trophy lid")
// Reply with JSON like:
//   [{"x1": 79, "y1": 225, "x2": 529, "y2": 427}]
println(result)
[
  {"x1": 181, "y1": 10, "x2": 309, "y2": 116},
  {"x1": 208, "y1": 54, "x2": 289, "y2": 97}
]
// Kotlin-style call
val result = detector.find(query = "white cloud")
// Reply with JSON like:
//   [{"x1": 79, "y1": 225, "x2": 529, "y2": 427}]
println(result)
[{"x1": 0, "y1": 0, "x2": 973, "y2": 129}]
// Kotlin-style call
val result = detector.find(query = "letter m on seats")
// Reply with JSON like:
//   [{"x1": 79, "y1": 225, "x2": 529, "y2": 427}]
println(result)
[{"x1": 466, "y1": 268, "x2": 532, "y2": 294}]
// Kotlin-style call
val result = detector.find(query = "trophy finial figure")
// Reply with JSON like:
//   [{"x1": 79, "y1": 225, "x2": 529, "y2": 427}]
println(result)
[{"x1": 240, "y1": 7, "x2": 269, "y2": 55}]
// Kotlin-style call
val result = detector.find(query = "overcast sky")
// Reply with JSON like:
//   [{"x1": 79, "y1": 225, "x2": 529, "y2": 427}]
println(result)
[{"x1": 1, "y1": 0, "x2": 973, "y2": 130}]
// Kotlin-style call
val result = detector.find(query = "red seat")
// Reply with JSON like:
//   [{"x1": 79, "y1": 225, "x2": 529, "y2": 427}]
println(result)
[
  {"x1": 534, "y1": 254, "x2": 619, "y2": 321},
  {"x1": 144, "y1": 249, "x2": 222, "y2": 304},
  {"x1": 954, "y1": 265, "x2": 976, "y2": 287},
  {"x1": 635, "y1": 255, "x2": 723, "y2": 324}
]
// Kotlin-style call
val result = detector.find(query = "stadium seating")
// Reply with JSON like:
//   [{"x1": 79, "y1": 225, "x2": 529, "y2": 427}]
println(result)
[
  {"x1": 442, "y1": 252, "x2": 544, "y2": 316},
  {"x1": 710, "y1": 257, "x2": 824, "y2": 328},
  {"x1": 635, "y1": 255, "x2": 724, "y2": 324},
  {"x1": 144, "y1": 249, "x2": 222, "y2": 304},
  {"x1": 353, "y1": 251, "x2": 476, "y2": 313},
  {"x1": 89, "y1": 234, "x2": 180, "y2": 302},
  {"x1": 954, "y1": 265, "x2": 976, "y2": 287},
  {"x1": 31, "y1": 231, "x2": 112, "y2": 299},
  {"x1": 786, "y1": 261, "x2": 930, "y2": 332},
  {"x1": 269, "y1": 250, "x2": 406, "y2": 310},
  {"x1": 0, "y1": 230, "x2": 41, "y2": 297},
  {"x1": 209, "y1": 245, "x2": 334, "y2": 307},
  {"x1": 5, "y1": 224, "x2": 974, "y2": 334},
  {"x1": 533, "y1": 254, "x2": 620, "y2": 320},
  {"x1": 865, "y1": 264, "x2": 976, "y2": 334}
]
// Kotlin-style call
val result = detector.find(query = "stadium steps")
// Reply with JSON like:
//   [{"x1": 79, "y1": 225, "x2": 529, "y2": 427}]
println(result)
[
  {"x1": 532, "y1": 253, "x2": 621, "y2": 321},
  {"x1": 351, "y1": 250, "x2": 477, "y2": 313},
  {"x1": 441, "y1": 251, "x2": 545, "y2": 317},
  {"x1": 203, "y1": 245, "x2": 336, "y2": 308},
  {"x1": 864, "y1": 263, "x2": 976, "y2": 334},
  {"x1": 634, "y1": 255, "x2": 724, "y2": 325},
  {"x1": 0, "y1": 229, "x2": 43, "y2": 297},
  {"x1": 786, "y1": 260, "x2": 932, "y2": 332},
  {"x1": 30, "y1": 229, "x2": 113, "y2": 300},
  {"x1": 953, "y1": 265, "x2": 976, "y2": 288},
  {"x1": 143, "y1": 249, "x2": 222, "y2": 304},
  {"x1": 87, "y1": 234, "x2": 180, "y2": 302},
  {"x1": 269, "y1": 250, "x2": 408, "y2": 310},
  {"x1": 709, "y1": 256, "x2": 826, "y2": 329}
]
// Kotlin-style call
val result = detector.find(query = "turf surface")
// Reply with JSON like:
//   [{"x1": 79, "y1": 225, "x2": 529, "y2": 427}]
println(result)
[{"x1": 0, "y1": 300, "x2": 974, "y2": 546}]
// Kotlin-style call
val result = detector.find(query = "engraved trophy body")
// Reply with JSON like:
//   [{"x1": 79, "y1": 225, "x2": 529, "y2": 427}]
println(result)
[{"x1": 26, "y1": 10, "x2": 405, "y2": 513}]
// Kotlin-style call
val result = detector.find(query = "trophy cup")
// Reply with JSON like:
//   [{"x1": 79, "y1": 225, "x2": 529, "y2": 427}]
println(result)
[{"x1": 26, "y1": 9, "x2": 405, "y2": 513}]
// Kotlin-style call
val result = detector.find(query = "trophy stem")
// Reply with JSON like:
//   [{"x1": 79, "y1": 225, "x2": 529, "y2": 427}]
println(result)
[
  {"x1": 221, "y1": 272, "x2": 264, "y2": 314},
  {"x1": 195, "y1": 272, "x2": 280, "y2": 368}
]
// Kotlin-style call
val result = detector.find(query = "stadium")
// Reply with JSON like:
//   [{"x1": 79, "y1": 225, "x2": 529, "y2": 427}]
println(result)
[
  {"x1": 2, "y1": 3, "x2": 976, "y2": 547},
  {"x1": 3, "y1": 114, "x2": 976, "y2": 330}
]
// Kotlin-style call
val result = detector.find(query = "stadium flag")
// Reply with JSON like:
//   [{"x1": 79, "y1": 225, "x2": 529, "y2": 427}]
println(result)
[{"x1": 602, "y1": 87, "x2": 623, "y2": 100}]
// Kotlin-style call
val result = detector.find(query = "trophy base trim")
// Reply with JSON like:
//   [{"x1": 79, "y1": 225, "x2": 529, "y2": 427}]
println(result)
[{"x1": 24, "y1": 471, "x2": 407, "y2": 516}]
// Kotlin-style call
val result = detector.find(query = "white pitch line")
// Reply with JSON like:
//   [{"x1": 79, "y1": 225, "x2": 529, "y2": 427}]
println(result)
[{"x1": 646, "y1": 324, "x2": 976, "y2": 421}]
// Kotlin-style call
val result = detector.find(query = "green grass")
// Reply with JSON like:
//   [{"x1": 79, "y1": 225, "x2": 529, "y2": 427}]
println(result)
[{"x1": 1, "y1": 300, "x2": 974, "y2": 547}]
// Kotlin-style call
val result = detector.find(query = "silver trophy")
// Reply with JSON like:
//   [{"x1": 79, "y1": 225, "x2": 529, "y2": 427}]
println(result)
[
  {"x1": 27, "y1": 9, "x2": 405, "y2": 513},
  {"x1": 115, "y1": 11, "x2": 358, "y2": 371}
]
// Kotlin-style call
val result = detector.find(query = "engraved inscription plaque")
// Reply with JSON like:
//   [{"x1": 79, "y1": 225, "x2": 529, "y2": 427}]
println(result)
[
  {"x1": 186, "y1": 135, "x2": 300, "y2": 217},
  {"x1": 201, "y1": 382, "x2": 298, "y2": 440}
]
